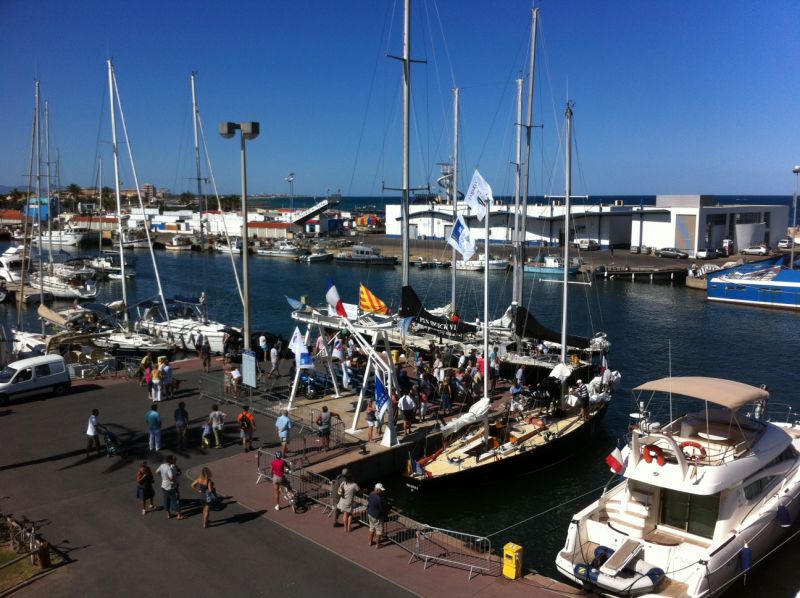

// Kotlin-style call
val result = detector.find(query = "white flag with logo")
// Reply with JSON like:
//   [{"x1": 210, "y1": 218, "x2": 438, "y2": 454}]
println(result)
[
  {"x1": 463, "y1": 169, "x2": 493, "y2": 222},
  {"x1": 290, "y1": 326, "x2": 314, "y2": 369},
  {"x1": 447, "y1": 214, "x2": 476, "y2": 261}
]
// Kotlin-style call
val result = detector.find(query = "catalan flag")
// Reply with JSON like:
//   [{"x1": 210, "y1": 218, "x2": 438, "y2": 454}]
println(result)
[{"x1": 359, "y1": 283, "x2": 388, "y2": 315}]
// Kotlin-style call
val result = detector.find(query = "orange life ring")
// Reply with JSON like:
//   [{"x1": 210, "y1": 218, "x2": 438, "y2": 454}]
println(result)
[
  {"x1": 679, "y1": 441, "x2": 707, "y2": 461},
  {"x1": 527, "y1": 417, "x2": 548, "y2": 431},
  {"x1": 642, "y1": 444, "x2": 666, "y2": 466}
]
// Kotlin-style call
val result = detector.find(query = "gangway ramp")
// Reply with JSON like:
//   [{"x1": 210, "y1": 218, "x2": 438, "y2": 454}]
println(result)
[{"x1": 291, "y1": 195, "x2": 341, "y2": 225}]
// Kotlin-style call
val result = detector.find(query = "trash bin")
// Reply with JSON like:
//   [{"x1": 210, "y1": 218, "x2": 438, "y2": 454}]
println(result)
[{"x1": 503, "y1": 542, "x2": 523, "y2": 580}]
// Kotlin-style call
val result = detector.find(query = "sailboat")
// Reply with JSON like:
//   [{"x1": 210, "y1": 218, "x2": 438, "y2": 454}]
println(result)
[{"x1": 405, "y1": 103, "x2": 615, "y2": 489}]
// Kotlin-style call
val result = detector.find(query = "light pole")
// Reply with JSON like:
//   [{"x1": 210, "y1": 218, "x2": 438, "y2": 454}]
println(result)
[
  {"x1": 286, "y1": 172, "x2": 295, "y2": 212},
  {"x1": 791, "y1": 165, "x2": 800, "y2": 270},
  {"x1": 219, "y1": 121, "x2": 259, "y2": 350}
]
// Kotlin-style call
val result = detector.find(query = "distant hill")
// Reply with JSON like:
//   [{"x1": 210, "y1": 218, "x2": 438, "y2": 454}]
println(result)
[{"x1": 0, "y1": 185, "x2": 16, "y2": 194}]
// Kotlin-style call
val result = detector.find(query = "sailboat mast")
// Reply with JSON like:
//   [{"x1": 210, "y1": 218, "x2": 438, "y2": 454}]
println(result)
[
  {"x1": 45, "y1": 101, "x2": 53, "y2": 267},
  {"x1": 35, "y1": 81, "x2": 44, "y2": 314},
  {"x1": 108, "y1": 59, "x2": 129, "y2": 325},
  {"x1": 520, "y1": 8, "x2": 539, "y2": 304},
  {"x1": 18, "y1": 107, "x2": 36, "y2": 329},
  {"x1": 512, "y1": 78, "x2": 523, "y2": 306},
  {"x1": 483, "y1": 190, "x2": 490, "y2": 401},
  {"x1": 400, "y1": 0, "x2": 411, "y2": 286},
  {"x1": 191, "y1": 72, "x2": 205, "y2": 249},
  {"x1": 97, "y1": 158, "x2": 103, "y2": 253},
  {"x1": 450, "y1": 87, "x2": 459, "y2": 308},
  {"x1": 560, "y1": 102, "x2": 573, "y2": 366}
]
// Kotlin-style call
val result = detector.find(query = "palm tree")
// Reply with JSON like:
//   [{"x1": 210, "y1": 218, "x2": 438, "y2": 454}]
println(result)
[{"x1": 66, "y1": 183, "x2": 82, "y2": 211}]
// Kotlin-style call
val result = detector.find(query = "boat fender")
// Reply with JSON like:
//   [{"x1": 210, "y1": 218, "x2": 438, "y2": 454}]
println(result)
[
  {"x1": 678, "y1": 441, "x2": 707, "y2": 461},
  {"x1": 741, "y1": 543, "x2": 752, "y2": 572},
  {"x1": 527, "y1": 417, "x2": 548, "y2": 431},
  {"x1": 591, "y1": 545, "x2": 614, "y2": 569},
  {"x1": 573, "y1": 563, "x2": 600, "y2": 584},
  {"x1": 642, "y1": 444, "x2": 666, "y2": 466}
]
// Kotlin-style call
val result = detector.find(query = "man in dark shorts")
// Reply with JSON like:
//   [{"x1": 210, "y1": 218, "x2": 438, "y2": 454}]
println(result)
[
  {"x1": 398, "y1": 392, "x2": 415, "y2": 436},
  {"x1": 575, "y1": 379, "x2": 590, "y2": 421},
  {"x1": 237, "y1": 405, "x2": 256, "y2": 452},
  {"x1": 316, "y1": 405, "x2": 340, "y2": 451}
]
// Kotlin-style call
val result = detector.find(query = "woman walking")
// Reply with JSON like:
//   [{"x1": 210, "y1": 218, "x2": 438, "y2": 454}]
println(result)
[
  {"x1": 191, "y1": 467, "x2": 216, "y2": 528},
  {"x1": 136, "y1": 461, "x2": 155, "y2": 515}
]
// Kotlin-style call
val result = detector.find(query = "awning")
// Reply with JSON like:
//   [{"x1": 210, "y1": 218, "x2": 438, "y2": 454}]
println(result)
[{"x1": 634, "y1": 377, "x2": 768, "y2": 411}]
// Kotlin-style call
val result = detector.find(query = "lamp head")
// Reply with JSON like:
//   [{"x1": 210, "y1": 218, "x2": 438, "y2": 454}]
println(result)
[
  {"x1": 219, "y1": 122, "x2": 238, "y2": 139},
  {"x1": 241, "y1": 122, "x2": 260, "y2": 140},
  {"x1": 793, "y1": 165, "x2": 800, "y2": 174}
]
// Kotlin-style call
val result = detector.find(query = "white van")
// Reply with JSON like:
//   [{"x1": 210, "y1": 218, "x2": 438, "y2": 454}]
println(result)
[
  {"x1": 578, "y1": 239, "x2": 600, "y2": 251},
  {"x1": 0, "y1": 354, "x2": 71, "y2": 404}
]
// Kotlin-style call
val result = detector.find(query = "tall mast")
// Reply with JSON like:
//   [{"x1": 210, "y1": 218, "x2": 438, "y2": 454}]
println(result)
[
  {"x1": 483, "y1": 186, "x2": 490, "y2": 402},
  {"x1": 191, "y1": 72, "x2": 205, "y2": 250},
  {"x1": 512, "y1": 78, "x2": 523, "y2": 305},
  {"x1": 97, "y1": 158, "x2": 103, "y2": 253},
  {"x1": 45, "y1": 100, "x2": 53, "y2": 266},
  {"x1": 560, "y1": 102, "x2": 573, "y2": 367},
  {"x1": 450, "y1": 87, "x2": 459, "y2": 308},
  {"x1": 18, "y1": 106, "x2": 36, "y2": 329},
  {"x1": 400, "y1": 0, "x2": 411, "y2": 286},
  {"x1": 520, "y1": 8, "x2": 539, "y2": 304},
  {"x1": 108, "y1": 59, "x2": 129, "y2": 327},
  {"x1": 35, "y1": 81, "x2": 44, "y2": 315}
]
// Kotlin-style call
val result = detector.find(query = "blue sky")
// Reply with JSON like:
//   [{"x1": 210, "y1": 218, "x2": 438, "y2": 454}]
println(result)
[{"x1": 2, "y1": 0, "x2": 798, "y2": 198}]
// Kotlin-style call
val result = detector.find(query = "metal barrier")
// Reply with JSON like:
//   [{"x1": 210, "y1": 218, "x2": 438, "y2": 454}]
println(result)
[{"x1": 413, "y1": 526, "x2": 492, "y2": 580}]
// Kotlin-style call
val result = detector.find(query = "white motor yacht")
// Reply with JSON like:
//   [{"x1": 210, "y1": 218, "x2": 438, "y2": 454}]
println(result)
[
  {"x1": 555, "y1": 377, "x2": 800, "y2": 597},
  {"x1": 0, "y1": 246, "x2": 26, "y2": 282},
  {"x1": 256, "y1": 240, "x2": 304, "y2": 258}
]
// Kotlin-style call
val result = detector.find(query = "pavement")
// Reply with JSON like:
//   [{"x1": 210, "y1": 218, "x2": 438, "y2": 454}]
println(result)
[{"x1": 1, "y1": 356, "x2": 577, "y2": 597}]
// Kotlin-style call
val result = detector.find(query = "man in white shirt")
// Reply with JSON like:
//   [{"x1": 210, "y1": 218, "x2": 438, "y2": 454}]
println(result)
[
  {"x1": 208, "y1": 404, "x2": 227, "y2": 448},
  {"x1": 398, "y1": 393, "x2": 416, "y2": 436},
  {"x1": 156, "y1": 455, "x2": 185, "y2": 520},
  {"x1": 86, "y1": 409, "x2": 104, "y2": 458}
]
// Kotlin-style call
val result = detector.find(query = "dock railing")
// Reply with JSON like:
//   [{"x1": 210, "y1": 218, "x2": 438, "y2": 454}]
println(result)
[{"x1": 253, "y1": 450, "x2": 494, "y2": 580}]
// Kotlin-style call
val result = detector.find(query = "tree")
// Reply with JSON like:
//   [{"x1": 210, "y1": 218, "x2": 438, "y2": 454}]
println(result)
[
  {"x1": 66, "y1": 183, "x2": 82, "y2": 211},
  {"x1": 101, "y1": 187, "x2": 114, "y2": 212}
]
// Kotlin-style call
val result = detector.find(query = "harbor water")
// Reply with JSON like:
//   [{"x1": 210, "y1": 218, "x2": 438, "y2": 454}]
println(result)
[{"x1": 3, "y1": 243, "x2": 798, "y2": 587}]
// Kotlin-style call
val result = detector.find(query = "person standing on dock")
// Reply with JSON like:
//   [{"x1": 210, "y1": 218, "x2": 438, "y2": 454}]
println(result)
[
  {"x1": 336, "y1": 471, "x2": 360, "y2": 533},
  {"x1": 271, "y1": 451, "x2": 290, "y2": 511},
  {"x1": 276, "y1": 409, "x2": 292, "y2": 454},
  {"x1": 146, "y1": 404, "x2": 162, "y2": 452},
  {"x1": 174, "y1": 402, "x2": 189, "y2": 449},
  {"x1": 208, "y1": 404, "x2": 226, "y2": 448},
  {"x1": 316, "y1": 406, "x2": 340, "y2": 451},
  {"x1": 86, "y1": 408, "x2": 104, "y2": 458},
  {"x1": 200, "y1": 337, "x2": 211, "y2": 373},
  {"x1": 399, "y1": 392, "x2": 415, "y2": 436},
  {"x1": 237, "y1": 405, "x2": 256, "y2": 452},
  {"x1": 367, "y1": 483, "x2": 387, "y2": 549}
]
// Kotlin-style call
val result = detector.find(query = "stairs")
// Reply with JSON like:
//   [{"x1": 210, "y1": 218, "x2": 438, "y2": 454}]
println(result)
[{"x1": 603, "y1": 488, "x2": 654, "y2": 538}]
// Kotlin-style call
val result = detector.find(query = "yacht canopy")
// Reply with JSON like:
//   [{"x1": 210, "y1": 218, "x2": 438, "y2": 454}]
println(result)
[{"x1": 634, "y1": 377, "x2": 768, "y2": 411}]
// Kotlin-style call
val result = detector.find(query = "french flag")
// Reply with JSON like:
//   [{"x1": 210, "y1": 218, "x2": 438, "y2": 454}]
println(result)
[
  {"x1": 605, "y1": 447, "x2": 625, "y2": 475},
  {"x1": 326, "y1": 278, "x2": 347, "y2": 317}
]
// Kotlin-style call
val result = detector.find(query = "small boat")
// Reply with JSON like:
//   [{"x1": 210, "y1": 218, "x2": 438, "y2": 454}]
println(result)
[
  {"x1": 164, "y1": 235, "x2": 193, "y2": 251},
  {"x1": 334, "y1": 243, "x2": 397, "y2": 266},
  {"x1": 214, "y1": 237, "x2": 243, "y2": 254},
  {"x1": 85, "y1": 251, "x2": 137, "y2": 278},
  {"x1": 256, "y1": 241, "x2": 304, "y2": 258},
  {"x1": 29, "y1": 274, "x2": 97, "y2": 300},
  {"x1": 300, "y1": 251, "x2": 334, "y2": 263},
  {"x1": 454, "y1": 258, "x2": 483, "y2": 272},
  {"x1": 414, "y1": 257, "x2": 450, "y2": 269},
  {"x1": 455, "y1": 254, "x2": 507, "y2": 272},
  {"x1": 555, "y1": 376, "x2": 800, "y2": 598},
  {"x1": 523, "y1": 255, "x2": 580, "y2": 275},
  {"x1": 30, "y1": 226, "x2": 87, "y2": 247},
  {"x1": 115, "y1": 226, "x2": 152, "y2": 249}
]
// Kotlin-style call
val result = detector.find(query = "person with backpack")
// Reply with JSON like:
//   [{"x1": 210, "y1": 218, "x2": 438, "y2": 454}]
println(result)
[{"x1": 237, "y1": 405, "x2": 256, "y2": 452}]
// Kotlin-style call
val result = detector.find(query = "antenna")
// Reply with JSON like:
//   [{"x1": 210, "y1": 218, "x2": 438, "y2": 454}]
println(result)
[{"x1": 668, "y1": 338, "x2": 673, "y2": 425}]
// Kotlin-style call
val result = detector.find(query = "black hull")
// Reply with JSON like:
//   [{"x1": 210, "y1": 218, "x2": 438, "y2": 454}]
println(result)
[{"x1": 404, "y1": 402, "x2": 609, "y2": 491}]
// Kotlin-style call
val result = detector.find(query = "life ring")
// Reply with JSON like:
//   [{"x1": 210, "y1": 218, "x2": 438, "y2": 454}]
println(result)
[
  {"x1": 527, "y1": 417, "x2": 548, "y2": 431},
  {"x1": 642, "y1": 444, "x2": 666, "y2": 466},
  {"x1": 679, "y1": 441, "x2": 707, "y2": 461}
]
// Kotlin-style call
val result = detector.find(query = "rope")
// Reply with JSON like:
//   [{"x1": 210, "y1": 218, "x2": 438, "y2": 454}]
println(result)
[{"x1": 486, "y1": 480, "x2": 610, "y2": 538}]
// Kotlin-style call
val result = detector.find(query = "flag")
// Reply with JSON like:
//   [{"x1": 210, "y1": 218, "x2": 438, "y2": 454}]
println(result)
[
  {"x1": 325, "y1": 278, "x2": 347, "y2": 317},
  {"x1": 289, "y1": 327, "x2": 314, "y2": 369},
  {"x1": 605, "y1": 447, "x2": 625, "y2": 474},
  {"x1": 375, "y1": 375, "x2": 389, "y2": 419},
  {"x1": 447, "y1": 214, "x2": 476, "y2": 261},
  {"x1": 332, "y1": 336, "x2": 344, "y2": 360},
  {"x1": 286, "y1": 296, "x2": 304, "y2": 310},
  {"x1": 463, "y1": 169, "x2": 493, "y2": 221},
  {"x1": 397, "y1": 316, "x2": 414, "y2": 336},
  {"x1": 359, "y1": 283, "x2": 389, "y2": 315}
]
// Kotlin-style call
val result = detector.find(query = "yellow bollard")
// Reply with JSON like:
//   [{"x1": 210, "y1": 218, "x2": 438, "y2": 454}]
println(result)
[{"x1": 503, "y1": 542, "x2": 523, "y2": 580}]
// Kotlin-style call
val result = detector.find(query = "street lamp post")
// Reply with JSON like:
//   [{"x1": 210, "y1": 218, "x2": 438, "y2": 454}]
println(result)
[
  {"x1": 792, "y1": 165, "x2": 800, "y2": 270},
  {"x1": 219, "y1": 121, "x2": 259, "y2": 350},
  {"x1": 286, "y1": 172, "x2": 295, "y2": 212}
]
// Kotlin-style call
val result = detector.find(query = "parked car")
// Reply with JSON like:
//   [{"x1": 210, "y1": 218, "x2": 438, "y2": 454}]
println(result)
[
  {"x1": 577, "y1": 239, "x2": 600, "y2": 251},
  {"x1": 695, "y1": 248, "x2": 718, "y2": 259},
  {"x1": 741, "y1": 245, "x2": 769, "y2": 256},
  {"x1": 655, "y1": 247, "x2": 689, "y2": 259},
  {"x1": 777, "y1": 238, "x2": 794, "y2": 250}
]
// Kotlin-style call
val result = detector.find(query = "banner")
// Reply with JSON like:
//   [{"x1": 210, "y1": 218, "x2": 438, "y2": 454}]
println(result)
[
  {"x1": 447, "y1": 214, "x2": 476, "y2": 261},
  {"x1": 463, "y1": 169, "x2": 493, "y2": 221}
]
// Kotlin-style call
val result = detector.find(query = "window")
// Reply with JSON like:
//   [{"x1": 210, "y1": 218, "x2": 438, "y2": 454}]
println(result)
[
  {"x1": 735, "y1": 212, "x2": 761, "y2": 225},
  {"x1": 34, "y1": 364, "x2": 51, "y2": 377},
  {"x1": 744, "y1": 476, "x2": 777, "y2": 501},
  {"x1": 660, "y1": 489, "x2": 719, "y2": 539},
  {"x1": 15, "y1": 368, "x2": 32, "y2": 383}
]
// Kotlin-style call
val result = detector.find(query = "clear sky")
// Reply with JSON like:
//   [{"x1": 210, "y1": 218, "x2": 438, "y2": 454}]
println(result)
[{"x1": 1, "y1": 0, "x2": 798, "y2": 199}]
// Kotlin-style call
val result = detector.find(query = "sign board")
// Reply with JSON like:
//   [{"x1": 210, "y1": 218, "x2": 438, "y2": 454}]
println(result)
[{"x1": 242, "y1": 349, "x2": 257, "y2": 388}]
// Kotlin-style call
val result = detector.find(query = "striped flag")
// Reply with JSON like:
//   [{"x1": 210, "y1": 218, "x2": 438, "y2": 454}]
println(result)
[
  {"x1": 326, "y1": 278, "x2": 347, "y2": 317},
  {"x1": 375, "y1": 374, "x2": 389, "y2": 419},
  {"x1": 359, "y1": 283, "x2": 388, "y2": 315}
]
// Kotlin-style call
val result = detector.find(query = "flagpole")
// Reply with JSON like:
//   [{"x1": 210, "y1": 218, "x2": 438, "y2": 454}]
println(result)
[
  {"x1": 451, "y1": 88, "x2": 459, "y2": 309},
  {"x1": 483, "y1": 189, "x2": 490, "y2": 401}
]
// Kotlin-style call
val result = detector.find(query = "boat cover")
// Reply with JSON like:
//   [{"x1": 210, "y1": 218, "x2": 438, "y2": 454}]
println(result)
[
  {"x1": 399, "y1": 286, "x2": 478, "y2": 336},
  {"x1": 634, "y1": 377, "x2": 767, "y2": 411},
  {"x1": 439, "y1": 397, "x2": 491, "y2": 437}
]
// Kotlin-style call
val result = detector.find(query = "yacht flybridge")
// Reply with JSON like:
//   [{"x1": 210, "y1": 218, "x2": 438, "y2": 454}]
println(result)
[{"x1": 555, "y1": 377, "x2": 800, "y2": 597}]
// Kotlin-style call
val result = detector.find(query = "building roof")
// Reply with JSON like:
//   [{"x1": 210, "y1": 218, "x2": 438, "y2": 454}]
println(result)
[
  {"x1": 249, "y1": 221, "x2": 290, "y2": 229},
  {"x1": 634, "y1": 376, "x2": 768, "y2": 411}
]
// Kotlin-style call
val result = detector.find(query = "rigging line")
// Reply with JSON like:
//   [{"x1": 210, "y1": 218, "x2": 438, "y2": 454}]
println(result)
[
  {"x1": 171, "y1": 98, "x2": 191, "y2": 195},
  {"x1": 420, "y1": 0, "x2": 449, "y2": 181},
  {"x1": 195, "y1": 112, "x2": 244, "y2": 306},
  {"x1": 346, "y1": 0, "x2": 394, "y2": 196},
  {"x1": 91, "y1": 76, "x2": 108, "y2": 185},
  {"x1": 486, "y1": 479, "x2": 613, "y2": 538},
  {"x1": 431, "y1": 0, "x2": 456, "y2": 89}
]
